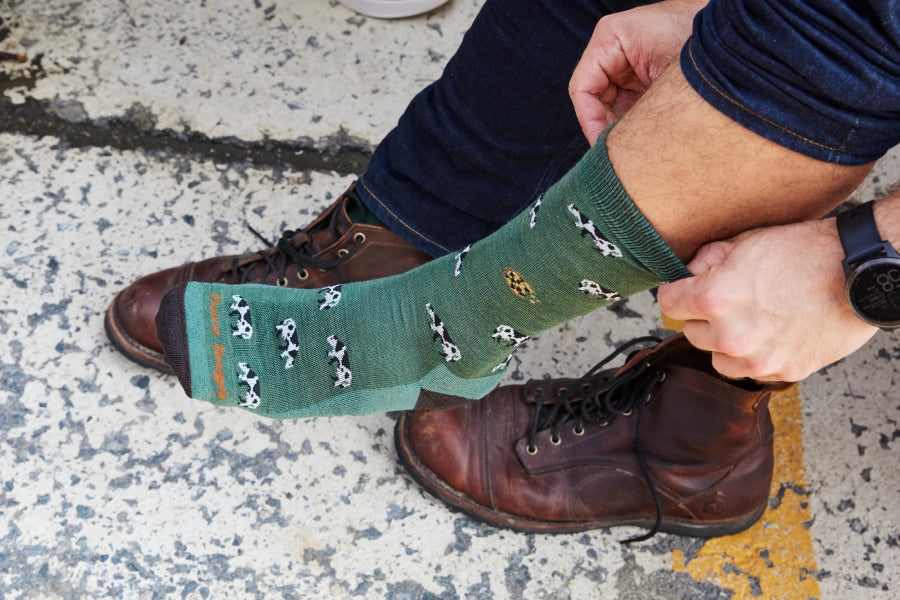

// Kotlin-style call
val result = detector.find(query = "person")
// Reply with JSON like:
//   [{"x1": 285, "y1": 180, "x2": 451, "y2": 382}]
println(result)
[{"x1": 106, "y1": 0, "x2": 900, "y2": 539}]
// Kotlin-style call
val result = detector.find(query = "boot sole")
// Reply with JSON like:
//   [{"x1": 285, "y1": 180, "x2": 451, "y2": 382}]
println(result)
[
  {"x1": 394, "y1": 410, "x2": 766, "y2": 539},
  {"x1": 104, "y1": 292, "x2": 173, "y2": 374}
]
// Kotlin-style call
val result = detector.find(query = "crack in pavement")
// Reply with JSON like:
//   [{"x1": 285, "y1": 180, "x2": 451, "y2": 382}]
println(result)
[
  {"x1": 1, "y1": 22, "x2": 372, "y2": 175},
  {"x1": 0, "y1": 95, "x2": 372, "y2": 175}
]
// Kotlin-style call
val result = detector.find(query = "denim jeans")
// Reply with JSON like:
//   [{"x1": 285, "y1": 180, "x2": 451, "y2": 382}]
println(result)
[
  {"x1": 684, "y1": 0, "x2": 900, "y2": 167},
  {"x1": 357, "y1": 0, "x2": 644, "y2": 256},
  {"x1": 357, "y1": 0, "x2": 900, "y2": 257}
]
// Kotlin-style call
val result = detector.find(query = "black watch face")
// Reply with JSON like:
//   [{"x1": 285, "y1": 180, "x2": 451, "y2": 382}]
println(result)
[{"x1": 848, "y1": 258, "x2": 900, "y2": 327}]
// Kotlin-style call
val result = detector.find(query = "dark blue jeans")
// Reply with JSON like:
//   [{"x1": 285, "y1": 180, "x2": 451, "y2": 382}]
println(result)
[
  {"x1": 357, "y1": 0, "x2": 643, "y2": 256},
  {"x1": 684, "y1": 0, "x2": 900, "y2": 166},
  {"x1": 357, "y1": 0, "x2": 900, "y2": 257}
]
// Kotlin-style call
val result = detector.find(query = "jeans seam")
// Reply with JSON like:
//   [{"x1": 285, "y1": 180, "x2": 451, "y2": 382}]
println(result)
[
  {"x1": 533, "y1": 136, "x2": 587, "y2": 201},
  {"x1": 357, "y1": 177, "x2": 451, "y2": 255},
  {"x1": 685, "y1": 39, "x2": 844, "y2": 155}
]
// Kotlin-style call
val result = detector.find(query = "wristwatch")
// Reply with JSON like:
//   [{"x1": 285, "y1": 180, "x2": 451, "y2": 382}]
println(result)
[{"x1": 836, "y1": 201, "x2": 900, "y2": 329}]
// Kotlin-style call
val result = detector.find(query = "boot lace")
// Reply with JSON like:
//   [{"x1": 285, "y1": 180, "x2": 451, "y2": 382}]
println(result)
[
  {"x1": 525, "y1": 336, "x2": 669, "y2": 543},
  {"x1": 230, "y1": 209, "x2": 365, "y2": 285}
]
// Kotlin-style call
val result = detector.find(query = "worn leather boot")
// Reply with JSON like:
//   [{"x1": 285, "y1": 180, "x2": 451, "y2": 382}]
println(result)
[
  {"x1": 105, "y1": 184, "x2": 432, "y2": 372},
  {"x1": 396, "y1": 334, "x2": 789, "y2": 540}
]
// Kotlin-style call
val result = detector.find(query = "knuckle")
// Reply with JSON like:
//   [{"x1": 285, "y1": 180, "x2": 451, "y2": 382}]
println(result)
[
  {"x1": 694, "y1": 288, "x2": 728, "y2": 318},
  {"x1": 709, "y1": 353, "x2": 739, "y2": 379},
  {"x1": 712, "y1": 335, "x2": 744, "y2": 359},
  {"x1": 778, "y1": 366, "x2": 810, "y2": 383},
  {"x1": 743, "y1": 355, "x2": 774, "y2": 379},
  {"x1": 595, "y1": 13, "x2": 618, "y2": 30}
]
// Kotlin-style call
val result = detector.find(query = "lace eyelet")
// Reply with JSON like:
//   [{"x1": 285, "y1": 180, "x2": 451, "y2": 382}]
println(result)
[
  {"x1": 573, "y1": 424, "x2": 585, "y2": 436},
  {"x1": 295, "y1": 268, "x2": 309, "y2": 281},
  {"x1": 354, "y1": 232, "x2": 366, "y2": 243},
  {"x1": 337, "y1": 248, "x2": 349, "y2": 258},
  {"x1": 277, "y1": 277, "x2": 288, "y2": 287},
  {"x1": 550, "y1": 434, "x2": 561, "y2": 446},
  {"x1": 526, "y1": 444, "x2": 538, "y2": 455},
  {"x1": 646, "y1": 371, "x2": 665, "y2": 404},
  {"x1": 600, "y1": 421, "x2": 609, "y2": 428},
  {"x1": 580, "y1": 383, "x2": 591, "y2": 393},
  {"x1": 622, "y1": 409, "x2": 633, "y2": 417}
]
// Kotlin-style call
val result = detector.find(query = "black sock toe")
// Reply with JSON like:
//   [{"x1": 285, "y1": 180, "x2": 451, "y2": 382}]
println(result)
[{"x1": 156, "y1": 282, "x2": 192, "y2": 396}]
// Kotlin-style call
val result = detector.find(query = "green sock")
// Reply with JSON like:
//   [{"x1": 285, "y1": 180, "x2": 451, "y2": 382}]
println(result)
[
  {"x1": 157, "y1": 131, "x2": 691, "y2": 418},
  {"x1": 346, "y1": 197, "x2": 385, "y2": 227}
]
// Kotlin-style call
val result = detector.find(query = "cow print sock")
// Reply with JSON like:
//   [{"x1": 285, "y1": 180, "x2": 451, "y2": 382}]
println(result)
[{"x1": 156, "y1": 131, "x2": 691, "y2": 418}]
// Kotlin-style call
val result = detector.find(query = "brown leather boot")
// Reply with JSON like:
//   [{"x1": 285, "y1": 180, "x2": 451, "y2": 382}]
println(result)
[
  {"x1": 396, "y1": 334, "x2": 789, "y2": 540},
  {"x1": 105, "y1": 184, "x2": 432, "y2": 372}
]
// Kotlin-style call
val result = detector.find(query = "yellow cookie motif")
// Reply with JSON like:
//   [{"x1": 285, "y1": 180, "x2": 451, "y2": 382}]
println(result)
[{"x1": 503, "y1": 267, "x2": 538, "y2": 304}]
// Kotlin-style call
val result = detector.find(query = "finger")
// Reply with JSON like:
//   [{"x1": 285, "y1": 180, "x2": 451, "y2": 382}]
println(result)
[
  {"x1": 569, "y1": 27, "x2": 630, "y2": 96},
  {"x1": 708, "y1": 352, "x2": 758, "y2": 381},
  {"x1": 569, "y1": 29, "x2": 634, "y2": 143},
  {"x1": 684, "y1": 240, "x2": 731, "y2": 276},
  {"x1": 681, "y1": 316, "x2": 762, "y2": 358},
  {"x1": 570, "y1": 91, "x2": 615, "y2": 146},
  {"x1": 678, "y1": 319, "x2": 716, "y2": 352},
  {"x1": 610, "y1": 88, "x2": 641, "y2": 121},
  {"x1": 709, "y1": 352, "x2": 795, "y2": 383},
  {"x1": 656, "y1": 277, "x2": 704, "y2": 321},
  {"x1": 683, "y1": 321, "x2": 789, "y2": 381},
  {"x1": 569, "y1": 66, "x2": 616, "y2": 144},
  {"x1": 657, "y1": 241, "x2": 733, "y2": 319}
]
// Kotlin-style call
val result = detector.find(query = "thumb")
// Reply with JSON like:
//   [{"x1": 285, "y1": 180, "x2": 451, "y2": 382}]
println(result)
[
  {"x1": 683, "y1": 240, "x2": 731, "y2": 276},
  {"x1": 657, "y1": 241, "x2": 732, "y2": 319}
]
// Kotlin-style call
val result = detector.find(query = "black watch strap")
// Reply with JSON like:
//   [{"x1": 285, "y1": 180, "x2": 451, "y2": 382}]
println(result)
[{"x1": 837, "y1": 201, "x2": 888, "y2": 273}]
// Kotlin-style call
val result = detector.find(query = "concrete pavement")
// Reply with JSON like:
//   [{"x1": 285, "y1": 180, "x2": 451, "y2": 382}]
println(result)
[{"x1": 0, "y1": 1, "x2": 897, "y2": 598}]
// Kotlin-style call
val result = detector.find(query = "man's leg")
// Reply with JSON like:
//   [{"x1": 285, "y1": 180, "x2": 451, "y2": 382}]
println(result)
[
  {"x1": 156, "y1": 132, "x2": 691, "y2": 416},
  {"x1": 106, "y1": 0, "x2": 642, "y2": 371},
  {"x1": 153, "y1": 53, "x2": 877, "y2": 417},
  {"x1": 608, "y1": 66, "x2": 872, "y2": 262},
  {"x1": 358, "y1": 0, "x2": 644, "y2": 255},
  {"x1": 394, "y1": 0, "x2": 900, "y2": 540},
  {"x1": 385, "y1": 62, "x2": 872, "y2": 539},
  {"x1": 615, "y1": 0, "x2": 899, "y2": 259}
]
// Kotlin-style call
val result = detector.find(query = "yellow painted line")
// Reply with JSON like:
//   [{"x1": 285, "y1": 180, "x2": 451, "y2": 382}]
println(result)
[
  {"x1": 672, "y1": 383, "x2": 819, "y2": 598},
  {"x1": 662, "y1": 317, "x2": 818, "y2": 598}
]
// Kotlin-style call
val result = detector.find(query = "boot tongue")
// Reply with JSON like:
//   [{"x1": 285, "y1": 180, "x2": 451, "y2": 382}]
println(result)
[
  {"x1": 288, "y1": 194, "x2": 355, "y2": 255},
  {"x1": 611, "y1": 333, "x2": 688, "y2": 378}
]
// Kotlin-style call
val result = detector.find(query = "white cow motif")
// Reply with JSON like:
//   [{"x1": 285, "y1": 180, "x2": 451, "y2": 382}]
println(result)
[
  {"x1": 236, "y1": 362, "x2": 261, "y2": 409},
  {"x1": 491, "y1": 325, "x2": 529, "y2": 373},
  {"x1": 454, "y1": 245, "x2": 471, "y2": 277},
  {"x1": 327, "y1": 335, "x2": 352, "y2": 388},
  {"x1": 426, "y1": 303, "x2": 461, "y2": 362},
  {"x1": 492, "y1": 354, "x2": 515, "y2": 373},
  {"x1": 492, "y1": 325, "x2": 529, "y2": 348},
  {"x1": 230, "y1": 295, "x2": 253, "y2": 339},
  {"x1": 567, "y1": 204, "x2": 622, "y2": 257},
  {"x1": 276, "y1": 318, "x2": 299, "y2": 369},
  {"x1": 317, "y1": 285, "x2": 342, "y2": 310},
  {"x1": 529, "y1": 195, "x2": 543, "y2": 228},
  {"x1": 578, "y1": 279, "x2": 621, "y2": 301}
]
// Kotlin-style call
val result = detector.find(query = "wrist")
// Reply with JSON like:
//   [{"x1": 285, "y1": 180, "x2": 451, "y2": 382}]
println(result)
[{"x1": 836, "y1": 199, "x2": 900, "y2": 329}]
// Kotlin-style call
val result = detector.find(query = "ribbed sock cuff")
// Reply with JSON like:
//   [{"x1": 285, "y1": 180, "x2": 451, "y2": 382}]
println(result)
[{"x1": 575, "y1": 128, "x2": 692, "y2": 283}]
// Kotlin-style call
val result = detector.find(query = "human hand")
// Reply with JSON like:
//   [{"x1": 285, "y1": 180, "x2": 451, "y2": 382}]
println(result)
[
  {"x1": 656, "y1": 219, "x2": 878, "y2": 382},
  {"x1": 569, "y1": 0, "x2": 706, "y2": 145}
]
